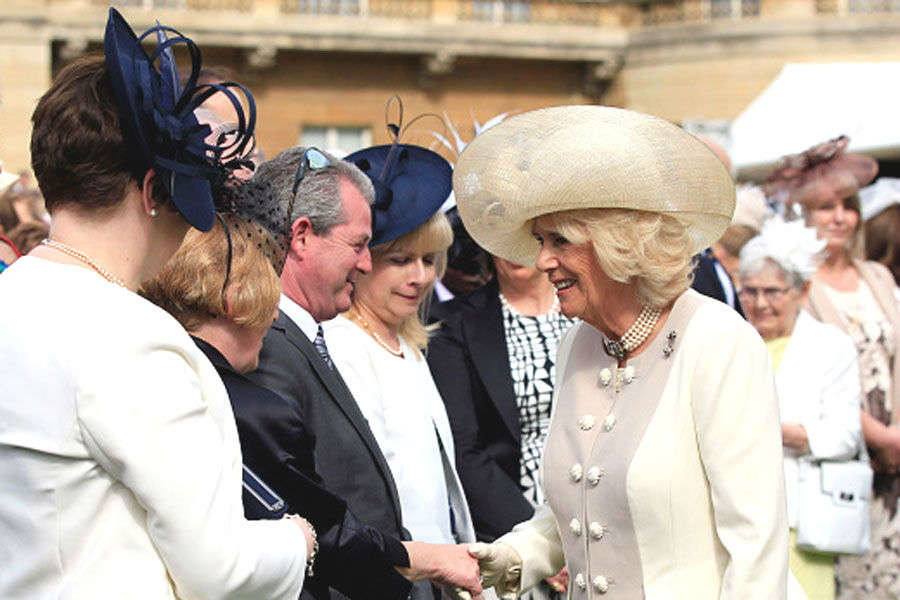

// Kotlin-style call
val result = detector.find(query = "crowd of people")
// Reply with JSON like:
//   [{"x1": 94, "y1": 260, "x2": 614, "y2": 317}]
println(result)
[{"x1": 2, "y1": 7, "x2": 900, "y2": 600}]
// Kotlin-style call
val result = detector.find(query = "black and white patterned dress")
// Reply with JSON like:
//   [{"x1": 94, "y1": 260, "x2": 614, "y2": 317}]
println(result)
[{"x1": 500, "y1": 292, "x2": 577, "y2": 506}]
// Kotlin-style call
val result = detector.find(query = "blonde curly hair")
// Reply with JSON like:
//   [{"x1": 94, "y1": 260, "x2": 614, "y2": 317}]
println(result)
[{"x1": 537, "y1": 208, "x2": 696, "y2": 309}]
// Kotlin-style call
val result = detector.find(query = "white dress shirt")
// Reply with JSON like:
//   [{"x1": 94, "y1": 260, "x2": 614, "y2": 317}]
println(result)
[
  {"x1": 279, "y1": 293, "x2": 319, "y2": 342},
  {"x1": 0, "y1": 257, "x2": 306, "y2": 599}
]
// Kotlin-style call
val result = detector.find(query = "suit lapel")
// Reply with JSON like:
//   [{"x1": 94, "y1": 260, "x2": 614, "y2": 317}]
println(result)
[
  {"x1": 272, "y1": 312, "x2": 406, "y2": 526},
  {"x1": 466, "y1": 289, "x2": 520, "y2": 442}
]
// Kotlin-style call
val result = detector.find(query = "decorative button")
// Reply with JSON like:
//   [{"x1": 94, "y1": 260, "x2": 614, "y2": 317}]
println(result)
[
  {"x1": 593, "y1": 575, "x2": 609, "y2": 593},
  {"x1": 578, "y1": 414, "x2": 595, "y2": 431},
  {"x1": 603, "y1": 414, "x2": 617, "y2": 432},
  {"x1": 599, "y1": 368, "x2": 612, "y2": 387},
  {"x1": 569, "y1": 518, "x2": 582, "y2": 536},
  {"x1": 587, "y1": 466, "x2": 602, "y2": 486},
  {"x1": 589, "y1": 521, "x2": 605, "y2": 540},
  {"x1": 623, "y1": 365, "x2": 635, "y2": 384},
  {"x1": 570, "y1": 463, "x2": 583, "y2": 483},
  {"x1": 574, "y1": 573, "x2": 586, "y2": 591}
]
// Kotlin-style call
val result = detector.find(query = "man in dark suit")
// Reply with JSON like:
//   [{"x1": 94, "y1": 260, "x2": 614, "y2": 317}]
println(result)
[
  {"x1": 691, "y1": 249, "x2": 745, "y2": 317},
  {"x1": 246, "y1": 147, "x2": 480, "y2": 600}
]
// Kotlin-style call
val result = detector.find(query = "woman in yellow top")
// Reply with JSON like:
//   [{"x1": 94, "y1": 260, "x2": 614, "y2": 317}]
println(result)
[{"x1": 739, "y1": 218, "x2": 864, "y2": 600}]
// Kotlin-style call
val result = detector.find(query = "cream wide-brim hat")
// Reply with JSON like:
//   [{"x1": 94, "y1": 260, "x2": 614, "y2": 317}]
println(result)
[{"x1": 453, "y1": 105, "x2": 736, "y2": 265}]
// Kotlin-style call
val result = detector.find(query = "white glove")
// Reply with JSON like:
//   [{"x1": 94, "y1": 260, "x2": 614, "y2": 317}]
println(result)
[{"x1": 468, "y1": 542, "x2": 522, "y2": 600}]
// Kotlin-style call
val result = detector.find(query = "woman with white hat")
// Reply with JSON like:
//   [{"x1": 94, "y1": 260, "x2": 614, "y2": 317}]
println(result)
[
  {"x1": 738, "y1": 218, "x2": 863, "y2": 600},
  {"x1": 453, "y1": 105, "x2": 789, "y2": 599}
]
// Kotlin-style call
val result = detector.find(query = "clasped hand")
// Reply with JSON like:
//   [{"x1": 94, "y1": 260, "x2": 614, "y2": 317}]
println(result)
[
  {"x1": 447, "y1": 542, "x2": 523, "y2": 600},
  {"x1": 397, "y1": 541, "x2": 483, "y2": 597}
]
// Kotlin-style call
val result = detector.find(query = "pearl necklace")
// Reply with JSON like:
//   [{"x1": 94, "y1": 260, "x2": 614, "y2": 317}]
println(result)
[
  {"x1": 41, "y1": 239, "x2": 128, "y2": 289},
  {"x1": 602, "y1": 305, "x2": 661, "y2": 361},
  {"x1": 351, "y1": 311, "x2": 404, "y2": 358}
]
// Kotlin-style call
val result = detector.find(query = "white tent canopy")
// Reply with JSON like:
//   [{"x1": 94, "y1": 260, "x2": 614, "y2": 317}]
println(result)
[{"x1": 729, "y1": 62, "x2": 900, "y2": 180}]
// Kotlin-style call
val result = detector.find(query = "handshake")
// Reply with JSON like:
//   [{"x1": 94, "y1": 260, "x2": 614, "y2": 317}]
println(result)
[{"x1": 399, "y1": 541, "x2": 524, "y2": 600}]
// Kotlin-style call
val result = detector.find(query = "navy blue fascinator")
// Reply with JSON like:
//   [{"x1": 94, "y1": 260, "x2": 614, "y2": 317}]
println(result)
[
  {"x1": 345, "y1": 98, "x2": 452, "y2": 247},
  {"x1": 104, "y1": 8, "x2": 256, "y2": 232}
]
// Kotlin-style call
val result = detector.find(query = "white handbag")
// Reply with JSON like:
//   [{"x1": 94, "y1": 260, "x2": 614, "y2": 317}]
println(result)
[{"x1": 795, "y1": 447, "x2": 873, "y2": 555}]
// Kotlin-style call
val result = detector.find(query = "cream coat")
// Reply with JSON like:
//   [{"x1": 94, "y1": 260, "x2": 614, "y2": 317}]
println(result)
[
  {"x1": 499, "y1": 290, "x2": 788, "y2": 599},
  {"x1": 0, "y1": 257, "x2": 306, "y2": 599},
  {"x1": 775, "y1": 310, "x2": 863, "y2": 527}
]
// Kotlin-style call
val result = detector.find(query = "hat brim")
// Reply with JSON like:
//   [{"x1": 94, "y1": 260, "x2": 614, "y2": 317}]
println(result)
[{"x1": 453, "y1": 105, "x2": 735, "y2": 266}]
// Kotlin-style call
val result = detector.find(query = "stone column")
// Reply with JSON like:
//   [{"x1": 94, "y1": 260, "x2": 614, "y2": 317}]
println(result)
[{"x1": 0, "y1": 24, "x2": 52, "y2": 174}]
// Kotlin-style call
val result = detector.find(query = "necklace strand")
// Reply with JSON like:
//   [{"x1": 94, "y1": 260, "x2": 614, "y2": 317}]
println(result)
[
  {"x1": 41, "y1": 239, "x2": 128, "y2": 289},
  {"x1": 351, "y1": 311, "x2": 404, "y2": 358},
  {"x1": 602, "y1": 305, "x2": 661, "y2": 361}
]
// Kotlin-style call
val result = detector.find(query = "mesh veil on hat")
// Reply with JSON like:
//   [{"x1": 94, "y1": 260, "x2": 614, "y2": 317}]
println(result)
[
  {"x1": 452, "y1": 105, "x2": 736, "y2": 266},
  {"x1": 214, "y1": 177, "x2": 290, "y2": 274}
]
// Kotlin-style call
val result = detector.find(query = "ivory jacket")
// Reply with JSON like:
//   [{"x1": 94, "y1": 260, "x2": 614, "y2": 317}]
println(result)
[
  {"x1": 499, "y1": 290, "x2": 789, "y2": 599},
  {"x1": 0, "y1": 257, "x2": 306, "y2": 599}
]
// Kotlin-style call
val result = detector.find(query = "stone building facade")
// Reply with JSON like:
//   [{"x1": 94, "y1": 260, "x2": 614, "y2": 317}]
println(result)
[{"x1": 1, "y1": 0, "x2": 899, "y2": 172}]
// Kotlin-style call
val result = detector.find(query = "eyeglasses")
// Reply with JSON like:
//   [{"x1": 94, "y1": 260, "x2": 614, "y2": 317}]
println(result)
[
  {"x1": 737, "y1": 286, "x2": 792, "y2": 302},
  {"x1": 287, "y1": 146, "x2": 331, "y2": 234}
]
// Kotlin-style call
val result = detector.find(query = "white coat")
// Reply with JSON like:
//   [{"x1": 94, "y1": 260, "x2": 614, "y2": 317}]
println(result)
[{"x1": 775, "y1": 309, "x2": 863, "y2": 528}]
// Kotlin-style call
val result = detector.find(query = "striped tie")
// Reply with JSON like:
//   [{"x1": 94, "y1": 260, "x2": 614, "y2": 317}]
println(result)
[{"x1": 313, "y1": 325, "x2": 334, "y2": 370}]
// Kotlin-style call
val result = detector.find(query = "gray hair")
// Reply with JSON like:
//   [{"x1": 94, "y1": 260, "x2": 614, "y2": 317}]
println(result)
[
  {"x1": 737, "y1": 255, "x2": 804, "y2": 291},
  {"x1": 253, "y1": 146, "x2": 375, "y2": 235}
]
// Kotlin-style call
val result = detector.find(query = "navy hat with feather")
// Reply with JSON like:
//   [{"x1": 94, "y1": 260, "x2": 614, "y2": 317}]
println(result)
[
  {"x1": 344, "y1": 98, "x2": 452, "y2": 247},
  {"x1": 104, "y1": 8, "x2": 256, "y2": 232}
]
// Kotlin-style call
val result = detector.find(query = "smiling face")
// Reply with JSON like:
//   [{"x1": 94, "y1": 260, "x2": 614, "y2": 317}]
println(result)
[
  {"x1": 739, "y1": 260, "x2": 807, "y2": 340},
  {"x1": 281, "y1": 177, "x2": 372, "y2": 322},
  {"x1": 532, "y1": 216, "x2": 608, "y2": 326},
  {"x1": 806, "y1": 196, "x2": 860, "y2": 256},
  {"x1": 354, "y1": 247, "x2": 439, "y2": 329}
]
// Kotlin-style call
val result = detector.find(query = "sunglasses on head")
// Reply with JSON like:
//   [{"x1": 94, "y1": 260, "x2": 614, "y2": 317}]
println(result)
[
  {"x1": 291, "y1": 147, "x2": 331, "y2": 199},
  {"x1": 287, "y1": 147, "x2": 331, "y2": 235}
]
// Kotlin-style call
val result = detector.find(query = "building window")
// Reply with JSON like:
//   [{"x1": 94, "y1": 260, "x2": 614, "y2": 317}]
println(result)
[
  {"x1": 848, "y1": 0, "x2": 900, "y2": 13},
  {"x1": 300, "y1": 126, "x2": 371, "y2": 157},
  {"x1": 289, "y1": 0, "x2": 363, "y2": 15},
  {"x1": 816, "y1": 0, "x2": 900, "y2": 12},
  {"x1": 708, "y1": 0, "x2": 760, "y2": 18},
  {"x1": 470, "y1": 0, "x2": 532, "y2": 23}
]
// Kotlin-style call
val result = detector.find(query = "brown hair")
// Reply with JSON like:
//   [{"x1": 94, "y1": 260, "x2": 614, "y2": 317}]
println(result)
[
  {"x1": 30, "y1": 55, "x2": 168, "y2": 215},
  {"x1": 7, "y1": 220, "x2": 49, "y2": 255},
  {"x1": 141, "y1": 216, "x2": 280, "y2": 331},
  {"x1": 865, "y1": 204, "x2": 900, "y2": 285},
  {"x1": 716, "y1": 224, "x2": 758, "y2": 258}
]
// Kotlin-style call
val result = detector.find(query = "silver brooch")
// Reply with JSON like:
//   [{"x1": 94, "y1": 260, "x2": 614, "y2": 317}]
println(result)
[{"x1": 662, "y1": 330, "x2": 677, "y2": 358}]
